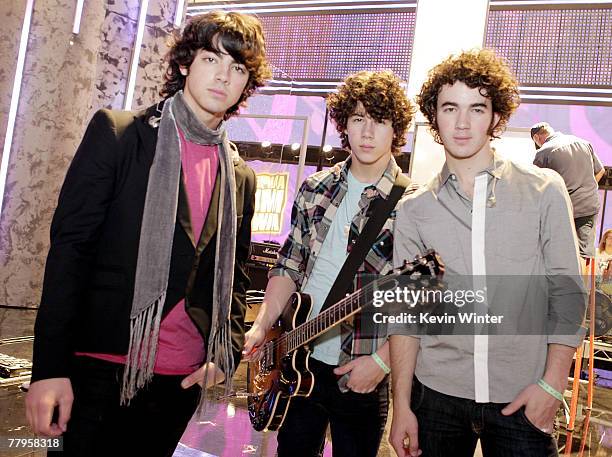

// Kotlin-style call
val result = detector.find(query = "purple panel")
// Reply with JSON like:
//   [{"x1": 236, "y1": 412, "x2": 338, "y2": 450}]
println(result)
[
  {"x1": 486, "y1": 8, "x2": 612, "y2": 86},
  {"x1": 227, "y1": 94, "x2": 339, "y2": 147},
  {"x1": 260, "y1": 12, "x2": 415, "y2": 81}
]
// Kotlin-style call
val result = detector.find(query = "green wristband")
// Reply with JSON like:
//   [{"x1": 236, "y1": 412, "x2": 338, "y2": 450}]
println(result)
[
  {"x1": 371, "y1": 352, "x2": 391, "y2": 374},
  {"x1": 537, "y1": 378, "x2": 564, "y2": 402}
]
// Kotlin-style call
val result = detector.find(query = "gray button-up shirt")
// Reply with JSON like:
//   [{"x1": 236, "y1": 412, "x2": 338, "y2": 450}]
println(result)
[
  {"x1": 534, "y1": 132, "x2": 603, "y2": 218},
  {"x1": 391, "y1": 154, "x2": 586, "y2": 403}
]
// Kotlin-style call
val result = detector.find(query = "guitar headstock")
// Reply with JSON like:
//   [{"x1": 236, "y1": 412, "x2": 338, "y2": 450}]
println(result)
[{"x1": 395, "y1": 249, "x2": 444, "y2": 279}]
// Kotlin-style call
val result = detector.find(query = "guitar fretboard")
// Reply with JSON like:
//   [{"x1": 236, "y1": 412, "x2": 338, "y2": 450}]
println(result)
[{"x1": 281, "y1": 275, "x2": 397, "y2": 355}]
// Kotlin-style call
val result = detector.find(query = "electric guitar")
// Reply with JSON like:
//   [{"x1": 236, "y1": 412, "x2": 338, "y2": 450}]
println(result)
[{"x1": 247, "y1": 250, "x2": 444, "y2": 432}]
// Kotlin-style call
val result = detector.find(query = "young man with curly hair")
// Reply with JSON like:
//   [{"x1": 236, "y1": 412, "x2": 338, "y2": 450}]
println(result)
[
  {"x1": 244, "y1": 70, "x2": 416, "y2": 456},
  {"x1": 26, "y1": 11, "x2": 270, "y2": 457},
  {"x1": 388, "y1": 49, "x2": 586, "y2": 457}
]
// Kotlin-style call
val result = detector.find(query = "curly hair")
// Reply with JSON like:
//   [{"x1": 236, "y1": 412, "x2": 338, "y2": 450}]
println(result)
[
  {"x1": 417, "y1": 49, "x2": 520, "y2": 144},
  {"x1": 327, "y1": 70, "x2": 415, "y2": 154},
  {"x1": 161, "y1": 11, "x2": 272, "y2": 119}
]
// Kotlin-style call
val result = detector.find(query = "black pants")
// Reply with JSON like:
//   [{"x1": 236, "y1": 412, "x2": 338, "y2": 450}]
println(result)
[
  {"x1": 574, "y1": 214, "x2": 596, "y2": 258},
  {"x1": 412, "y1": 378, "x2": 558, "y2": 457},
  {"x1": 53, "y1": 356, "x2": 199, "y2": 457},
  {"x1": 276, "y1": 358, "x2": 389, "y2": 457}
]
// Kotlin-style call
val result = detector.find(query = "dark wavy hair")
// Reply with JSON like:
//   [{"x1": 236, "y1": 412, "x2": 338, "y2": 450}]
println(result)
[
  {"x1": 417, "y1": 49, "x2": 520, "y2": 144},
  {"x1": 161, "y1": 11, "x2": 271, "y2": 119},
  {"x1": 327, "y1": 70, "x2": 415, "y2": 154}
]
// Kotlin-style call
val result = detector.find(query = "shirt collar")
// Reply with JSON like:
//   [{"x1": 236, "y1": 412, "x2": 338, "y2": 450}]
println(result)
[
  {"x1": 431, "y1": 151, "x2": 506, "y2": 194},
  {"x1": 332, "y1": 155, "x2": 402, "y2": 200},
  {"x1": 543, "y1": 131, "x2": 562, "y2": 145}
]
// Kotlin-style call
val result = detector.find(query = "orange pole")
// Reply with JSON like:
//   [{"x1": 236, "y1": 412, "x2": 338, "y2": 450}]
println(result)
[
  {"x1": 565, "y1": 341, "x2": 583, "y2": 455},
  {"x1": 587, "y1": 259, "x2": 596, "y2": 412},
  {"x1": 565, "y1": 257, "x2": 594, "y2": 455},
  {"x1": 577, "y1": 409, "x2": 591, "y2": 457},
  {"x1": 578, "y1": 259, "x2": 597, "y2": 456}
]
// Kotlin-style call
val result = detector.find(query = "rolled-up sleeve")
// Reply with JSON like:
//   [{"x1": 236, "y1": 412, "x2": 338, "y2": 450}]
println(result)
[
  {"x1": 540, "y1": 171, "x2": 587, "y2": 347},
  {"x1": 590, "y1": 144, "x2": 603, "y2": 174}
]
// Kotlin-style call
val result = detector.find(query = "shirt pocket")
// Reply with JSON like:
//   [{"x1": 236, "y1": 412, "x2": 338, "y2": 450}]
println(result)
[
  {"x1": 492, "y1": 210, "x2": 540, "y2": 262},
  {"x1": 415, "y1": 215, "x2": 464, "y2": 273}
]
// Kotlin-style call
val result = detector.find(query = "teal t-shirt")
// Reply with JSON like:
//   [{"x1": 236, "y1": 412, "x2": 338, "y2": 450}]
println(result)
[{"x1": 302, "y1": 170, "x2": 371, "y2": 365}]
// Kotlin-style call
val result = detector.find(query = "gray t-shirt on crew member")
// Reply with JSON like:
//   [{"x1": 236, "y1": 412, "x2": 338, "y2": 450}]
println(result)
[
  {"x1": 390, "y1": 155, "x2": 586, "y2": 404},
  {"x1": 533, "y1": 132, "x2": 603, "y2": 218}
]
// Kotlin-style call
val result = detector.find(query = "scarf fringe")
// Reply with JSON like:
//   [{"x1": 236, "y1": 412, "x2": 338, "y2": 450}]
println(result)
[
  {"x1": 196, "y1": 135, "x2": 237, "y2": 415},
  {"x1": 196, "y1": 318, "x2": 234, "y2": 416},
  {"x1": 120, "y1": 292, "x2": 165, "y2": 405}
]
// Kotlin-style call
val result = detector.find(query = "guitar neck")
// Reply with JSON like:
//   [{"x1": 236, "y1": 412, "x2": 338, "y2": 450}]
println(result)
[
  {"x1": 268, "y1": 251, "x2": 441, "y2": 358},
  {"x1": 282, "y1": 279, "x2": 384, "y2": 354}
]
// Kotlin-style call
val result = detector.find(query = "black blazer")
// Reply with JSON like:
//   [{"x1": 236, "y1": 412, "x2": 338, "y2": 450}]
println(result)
[{"x1": 31, "y1": 103, "x2": 256, "y2": 382}]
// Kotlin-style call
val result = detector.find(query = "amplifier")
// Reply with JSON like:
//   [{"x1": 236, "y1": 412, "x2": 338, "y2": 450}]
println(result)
[
  {"x1": 599, "y1": 166, "x2": 612, "y2": 190},
  {"x1": 249, "y1": 242, "x2": 280, "y2": 268}
]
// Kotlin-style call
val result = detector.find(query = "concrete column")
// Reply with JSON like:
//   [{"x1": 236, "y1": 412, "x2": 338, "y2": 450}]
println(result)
[{"x1": 0, "y1": 0, "x2": 183, "y2": 307}]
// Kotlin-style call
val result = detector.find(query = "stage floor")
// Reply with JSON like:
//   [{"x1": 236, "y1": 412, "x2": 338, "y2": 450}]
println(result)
[{"x1": 1, "y1": 307, "x2": 611, "y2": 457}]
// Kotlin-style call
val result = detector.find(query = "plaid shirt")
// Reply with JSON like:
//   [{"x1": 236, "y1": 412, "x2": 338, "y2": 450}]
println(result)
[{"x1": 269, "y1": 156, "x2": 417, "y2": 389}]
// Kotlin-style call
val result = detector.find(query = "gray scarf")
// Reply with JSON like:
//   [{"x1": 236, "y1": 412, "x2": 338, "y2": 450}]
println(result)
[{"x1": 121, "y1": 91, "x2": 239, "y2": 404}]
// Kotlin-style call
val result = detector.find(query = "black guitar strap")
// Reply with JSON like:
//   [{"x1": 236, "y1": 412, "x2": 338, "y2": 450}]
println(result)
[{"x1": 320, "y1": 172, "x2": 411, "y2": 312}]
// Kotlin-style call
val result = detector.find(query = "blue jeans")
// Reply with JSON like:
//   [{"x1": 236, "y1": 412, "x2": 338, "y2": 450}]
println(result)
[{"x1": 412, "y1": 378, "x2": 558, "y2": 457}]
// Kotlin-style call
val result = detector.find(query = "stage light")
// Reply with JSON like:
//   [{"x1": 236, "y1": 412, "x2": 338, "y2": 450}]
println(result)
[
  {"x1": 226, "y1": 402, "x2": 236, "y2": 418},
  {"x1": 0, "y1": 0, "x2": 34, "y2": 219},
  {"x1": 72, "y1": 0, "x2": 85, "y2": 35},
  {"x1": 322, "y1": 144, "x2": 334, "y2": 162},
  {"x1": 291, "y1": 143, "x2": 300, "y2": 151},
  {"x1": 261, "y1": 141, "x2": 273, "y2": 155},
  {"x1": 174, "y1": 0, "x2": 185, "y2": 27},
  {"x1": 124, "y1": 0, "x2": 150, "y2": 110}
]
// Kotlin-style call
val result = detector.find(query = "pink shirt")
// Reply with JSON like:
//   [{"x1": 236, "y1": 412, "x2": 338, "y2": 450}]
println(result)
[{"x1": 77, "y1": 129, "x2": 219, "y2": 375}]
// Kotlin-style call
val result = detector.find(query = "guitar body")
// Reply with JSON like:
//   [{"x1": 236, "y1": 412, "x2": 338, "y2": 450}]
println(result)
[
  {"x1": 247, "y1": 292, "x2": 315, "y2": 432},
  {"x1": 246, "y1": 250, "x2": 444, "y2": 432}
]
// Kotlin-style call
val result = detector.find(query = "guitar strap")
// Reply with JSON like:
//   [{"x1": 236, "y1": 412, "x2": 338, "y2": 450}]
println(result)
[{"x1": 320, "y1": 172, "x2": 411, "y2": 312}]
